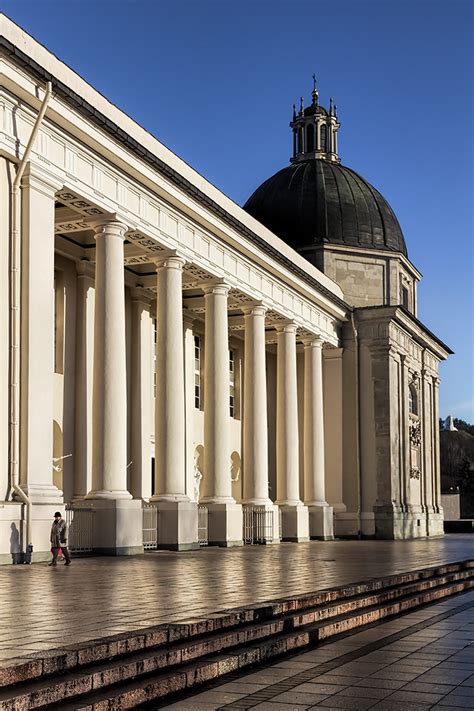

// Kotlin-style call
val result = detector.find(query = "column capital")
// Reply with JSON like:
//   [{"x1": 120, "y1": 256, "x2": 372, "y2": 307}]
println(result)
[
  {"x1": 242, "y1": 302, "x2": 268, "y2": 317},
  {"x1": 75, "y1": 258, "x2": 94, "y2": 279},
  {"x1": 21, "y1": 162, "x2": 63, "y2": 195},
  {"x1": 302, "y1": 334, "x2": 324, "y2": 349},
  {"x1": 153, "y1": 249, "x2": 186, "y2": 271},
  {"x1": 202, "y1": 280, "x2": 230, "y2": 297},
  {"x1": 92, "y1": 219, "x2": 128, "y2": 240},
  {"x1": 275, "y1": 320, "x2": 297, "y2": 335},
  {"x1": 130, "y1": 286, "x2": 152, "y2": 306}
]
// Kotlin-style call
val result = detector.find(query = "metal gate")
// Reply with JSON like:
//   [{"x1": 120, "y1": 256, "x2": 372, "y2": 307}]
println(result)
[
  {"x1": 65, "y1": 505, "x2": 95, "y2": 553},
  {"x1": 243, "y1": 506, "x2": 274, "y2": 544},
  {"x1": 142, "y1": 502, "x2": 158, "y2": 550},
  {"x1": 198, "y1": 505, "x2": 208, "y2": 546}
]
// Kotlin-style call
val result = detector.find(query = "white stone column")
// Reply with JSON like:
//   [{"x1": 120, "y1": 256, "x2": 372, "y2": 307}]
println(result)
[
  {"x1": 201, "y1": 282, "x2": 242, "y2": 545},
  {"x1": 276, "y1": 323, "x2": 308, "y2": 541},
  {"x1": 151, "y1": 254, "x2": 197, "y2": 549},
  {"x1": 86, "y1": 219, "x2": 142, "y2": 556},
  {"x1": 20, "y1": 167, "x2": 62, "y2": 504},
  {"x1": 130, "y1": 287, "x2": 152, "y2": 501},
  {"x1": 303, "y1": 337, "x2": 334, "y2": 539},
  {"x1": 242, "y1": 304, "x2": 279, "y2": 542},
  {"x1": 73, "y1": 260, "x2": 94, "y2": 500}
]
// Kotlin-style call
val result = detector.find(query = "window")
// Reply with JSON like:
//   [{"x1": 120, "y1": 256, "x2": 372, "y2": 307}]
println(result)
[
  {"x1": 152, "y1": 318, "x2": 157, "y2": 398},
  {"x1": 194, "y1": 335, "x2": 201, "y2": 409},
  {"x1": 298, "y1": 127, "x2": 304, "y2": 153},
  {"x1": 409, "y1": 383, "x2": 419, "y2": 416},
  {"x1": 229, "y1": 349, "x2": 235, "y2": 417},
  {"x1": 401, "y1": 286, "x2": 409, "y2": 309},
  {"x1": 306, "y1": 124, "x2": 314, "y2": 152},
  {"x1": 320, "y1": 124, "x2": 327, "y2": 151}
]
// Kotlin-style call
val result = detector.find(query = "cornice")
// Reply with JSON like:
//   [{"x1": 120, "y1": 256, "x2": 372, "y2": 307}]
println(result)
[{"x1": 0, "y1": 34, "x2": 350, "y2": 316}]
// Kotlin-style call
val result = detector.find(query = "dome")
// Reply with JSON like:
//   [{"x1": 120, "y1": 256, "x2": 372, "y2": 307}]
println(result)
[{"x1": 244, "y1": 159, "x2": 407, "y2": 256}]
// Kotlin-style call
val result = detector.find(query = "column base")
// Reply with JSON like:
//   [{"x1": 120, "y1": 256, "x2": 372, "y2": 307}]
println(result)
[
  {"x1": 85, "y1": 490, "x2": 132, "y2": 500},
  {"x1": 374, "y1": 504, "x2": 442, "y2": 540},
  {"x1": 278, "y1": 504, "x2": 309, "y2": 542},
  {"x1": 80, "y1": 498, "x2": 143, "y2": 555},
  {"x1": 308, "y1": 503, "x2": 334, "y2": 540},
  {"x1": 206, "y1": 503, "x2": 243, "y2": 547},
  {"x1": 156, "y1": 501, "x2": 199, "y2": 550},
  {"x1": 19, "y1": 484, "x2": 63, "y2": 505}
]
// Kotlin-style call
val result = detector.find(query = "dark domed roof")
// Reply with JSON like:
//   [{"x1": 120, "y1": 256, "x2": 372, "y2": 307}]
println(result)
[{"x1": 244, "y1": 159, "x2": 407, "y2": 256}]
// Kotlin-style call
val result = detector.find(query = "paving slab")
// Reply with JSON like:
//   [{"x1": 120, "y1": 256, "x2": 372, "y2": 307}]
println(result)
[
  {"x1": 161, "y1": 588, "x2": 474, "y2": 710},
  {"x1": 0, "y1": 536, "x2": 472, "y2": 665}
]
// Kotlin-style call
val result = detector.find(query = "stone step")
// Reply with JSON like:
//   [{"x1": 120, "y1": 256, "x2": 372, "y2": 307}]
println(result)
[
  {"x1": 56, "y1": 578, "x2": 474, "y2": 710},
  {"x1": 0, "y1": 560, "x2": 470, "y2": 691},
  {"x1": 0, "y1": 562, "x2": 472, "y2": 710}
]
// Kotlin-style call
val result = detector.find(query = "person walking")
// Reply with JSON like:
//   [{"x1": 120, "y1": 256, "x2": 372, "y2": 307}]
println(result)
[{"x1": 49, "y1": 512, "x2": 71, "y2": 566}]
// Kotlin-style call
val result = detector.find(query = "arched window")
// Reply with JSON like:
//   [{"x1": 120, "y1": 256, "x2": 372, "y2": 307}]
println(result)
[
  {"x1": 306, "y1": 124, "x2": 314, "y2": 152},
  {"x1": 409, "y1": 383, "x2": 419, "y2": 416},
  {"x1": 298, "y1": 127, "x2": 304, "y2": 153},
  {"x1": 320, "y1": 124, "x2": 327, "y2": 151}
]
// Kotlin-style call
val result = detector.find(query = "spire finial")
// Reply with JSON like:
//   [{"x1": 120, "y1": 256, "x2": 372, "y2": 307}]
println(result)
[
  {"x1": 311, "y1": 73, "x2": 319, "y2": 105},
  {"x1": 334, "y1": 102, "x2": 338, "y2": 119},
  {"x1": 329, "y1": 97, "x2": 333, "y2": 115},
  {"x1": 292, "y1": 103, "x2": 296, "y2": 121},
  {"x1": 299, "y1": 96, "x2": 304, "y2": 115}
]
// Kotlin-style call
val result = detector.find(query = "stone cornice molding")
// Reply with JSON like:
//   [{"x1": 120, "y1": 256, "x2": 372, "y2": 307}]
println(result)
[{"x1": 0, "y1": 36, "x2": 349, "y2": 316}]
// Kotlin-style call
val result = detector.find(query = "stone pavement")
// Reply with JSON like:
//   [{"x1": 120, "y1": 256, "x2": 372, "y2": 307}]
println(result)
[
  {"x1": 162, "y1": 589, "x2": 474, "y2": 710},
  {"x1": 0, "y1": 536, "x2": 472, "y2": 666}
]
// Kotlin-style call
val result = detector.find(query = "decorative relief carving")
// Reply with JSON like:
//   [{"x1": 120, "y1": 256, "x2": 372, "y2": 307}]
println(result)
[
  {"x1": 409, "y1": 420, "x2": 421, "y2": 447},
  {"x1": 409, "y1": 467, "x2": 421, "y2": 480}
]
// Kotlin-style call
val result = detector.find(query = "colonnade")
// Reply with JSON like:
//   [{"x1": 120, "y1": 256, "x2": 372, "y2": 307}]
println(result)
[{"x1": 77, "y1": 218, "x2": 333, "y2": 550}]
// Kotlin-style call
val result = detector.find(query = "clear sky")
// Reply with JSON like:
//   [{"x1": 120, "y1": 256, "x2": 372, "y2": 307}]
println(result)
[{"x1": 2, "y1": 0, "x2": 473, "y2": 421}]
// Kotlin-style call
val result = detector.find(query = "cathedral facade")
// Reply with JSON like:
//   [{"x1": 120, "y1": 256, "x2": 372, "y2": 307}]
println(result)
[{"x1": 0, "y1": 16, "x2": 450, "y2": 563}]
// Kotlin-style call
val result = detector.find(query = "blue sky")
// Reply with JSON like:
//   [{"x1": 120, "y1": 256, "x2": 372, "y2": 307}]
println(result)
[{"x1": 2, "y1": 0, "x2": 473, "y2": 420}]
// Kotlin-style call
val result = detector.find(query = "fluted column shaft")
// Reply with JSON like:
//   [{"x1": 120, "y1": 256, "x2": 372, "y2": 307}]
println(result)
[
  {"x1": 276, "y1": 323, "x2": 301, "y2": 505},
  {"x1": 303, "y1": 337, "x2": 327, "y2": 505},
  {"x1": 152, "y1": 255, "x2": 188, "y2": 501},
  {"x1": 89, "y1": 221, "x2": 131, "y2": 498},
  {"x1": 243, "y1": 304, "x2": 270, "y2": 504},
  {"x1": 202, "y1": 282, "x2": 233, "y2": 503}
]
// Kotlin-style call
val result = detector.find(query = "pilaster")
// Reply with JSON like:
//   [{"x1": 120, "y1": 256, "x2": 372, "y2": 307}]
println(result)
[{"x1": 19, "y1": 167, "x2": 63, "y2": 503}]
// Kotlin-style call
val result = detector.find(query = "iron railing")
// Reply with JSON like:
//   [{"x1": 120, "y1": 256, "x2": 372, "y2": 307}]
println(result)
[
  {"x1": 65, "y1": 505, "x2": 95, "y2": 553},
  {"x1": 142, "y1": 502, "x2": 158, "y2": 550},
  {"x1": 198, "y1": 505, "x2": 208, "y2": 546},
  {"x1": 243, "y1": 506, "x2": 274, "y2": 544}
]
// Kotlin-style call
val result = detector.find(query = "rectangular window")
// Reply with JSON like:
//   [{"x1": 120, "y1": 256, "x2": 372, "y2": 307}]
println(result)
[
  {"x1": 194, "y1": 335, "x2": 201, "y2": 409},
  {"x1": 401, "y1": 286, "x2": 409, "y2": 309},
  {"x1": 229, "y1": 349, "x2": 235, "y2": 418}
]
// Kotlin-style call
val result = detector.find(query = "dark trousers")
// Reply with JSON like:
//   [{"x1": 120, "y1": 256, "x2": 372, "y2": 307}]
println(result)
[{"x1": 51, "y1": 546, "x2": 71, "y2": 564}]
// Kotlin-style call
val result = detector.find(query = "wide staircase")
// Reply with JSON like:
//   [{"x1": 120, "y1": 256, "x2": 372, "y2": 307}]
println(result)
[{"x1": 0, "y1": 560, "x2": 472, "y2": 710}]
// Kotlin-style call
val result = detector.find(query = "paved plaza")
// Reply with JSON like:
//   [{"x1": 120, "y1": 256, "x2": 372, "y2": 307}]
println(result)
[
  {"x1": 162, "y1": 589, "x2": 474, "y2": 710},
  {"x1": 0, "y1": 536, "x2": 472, "y2": 667}
]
